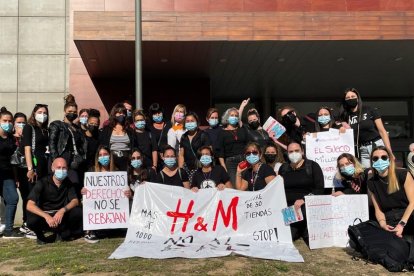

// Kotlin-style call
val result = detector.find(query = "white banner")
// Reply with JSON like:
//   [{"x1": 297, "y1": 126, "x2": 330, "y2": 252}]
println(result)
[
  {"x1": 305, "y1": 195, "x2": 369, "y2": 249},
  {"x1": 306, "y1": 129, "x2": 355, "y2": 188},
  {"x1": 83, "y1": 171, "x2": 130, "y2": 230},
  {"x1": 110, "y1": 177, "x2": 304, "y2": 262}
]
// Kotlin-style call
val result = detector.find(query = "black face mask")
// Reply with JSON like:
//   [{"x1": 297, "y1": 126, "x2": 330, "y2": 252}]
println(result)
[
  {"x1": 66, "y1": 113, "x2": 78, "y2": 122},
  {"x1": 282, "y1": 112, "x2": 297, "y2": 126},
  {"x1": 116, "y1": 115, "x2": 126, "y2": 124},
  {"x1": 248, "y1": 120, "x2": 260, "y2": 130},
  {"x1": 264, "y1": 154, "x2": 277, "y2": 164},
  {"x1": 88, "y1": 124, "x2": 98, "y2": 135},
  {"x1": 345, "y1": 98, "x2": 358, "y2": 109}
]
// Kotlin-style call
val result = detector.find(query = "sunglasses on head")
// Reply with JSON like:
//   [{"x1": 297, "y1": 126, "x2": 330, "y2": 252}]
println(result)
[
  {"x1": 372, "y1": 155, "x2": 389, "y2": 162},
  {"x1": 245, "y1": 151, "x2": 259, "y2": 156}
]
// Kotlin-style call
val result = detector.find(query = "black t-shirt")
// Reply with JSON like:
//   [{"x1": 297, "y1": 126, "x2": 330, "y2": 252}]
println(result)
[
  {"x1": 22, "y1": 124, "x2": 48, "y2": 157},
  {"x1": 180, "y1": 130, "x2": 210, "y2": 170},
  {"x1": 85, "y1": 135, "x2": 99, "y2": 168},
  {"x1": 191, "y1": 165, "x2": 230, "y2": 189},
  {"x1": 347, "y1": 106, "x2": 381, "y2": 144},
  {"x1": 216, "y1": 126, "x2": 250, "y2": 158},
  {"x1": 154, "y1": 168, "x2": 189, "y2": 187},
  {"x1": 149, "y1": 122, "x2": 171, "y2": 151},
  {"x1": 205, "y1": 127, "x2": 222, "y2": 155},
  {"x1": 28, "y1": 176, "x2": 77, "y2": 211},
  {"x1": 339, "y1": 169, "x2": 369, "y2": 195},
  {"x1": 242, "y1": 163, "x2": 276, "y2": 191},
  {"x1": 135, "y1": 130, "x2": 158, "y2": 167},
  {"x1": 0, "y1": 133, "x2": 16, "y2": 177},
  {"x1": 279, "y1": 160, "x2": 325, "y2": 205},
  {"x1": 367, "y1": 169, "x2": 409, "y2": 213},
  {"x1": 246, "y1": 128, "x2": 271, "y2": 149}
]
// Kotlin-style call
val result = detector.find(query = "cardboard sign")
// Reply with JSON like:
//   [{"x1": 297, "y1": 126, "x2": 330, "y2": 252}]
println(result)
[
  {"x1": 83, "y1": 171, "x2": 130, "y2": 230},
  {"x1": 110, "y1": 177, "x2": 304, "y2": 262},
  {"x1": 305, "y1": 195, "x2": 369, "y2": 249},
  {"x1": 306, "y1": 129, "x2": 355, "y2": 188}
]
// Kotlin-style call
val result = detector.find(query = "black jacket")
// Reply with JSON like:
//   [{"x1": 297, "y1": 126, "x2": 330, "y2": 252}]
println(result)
[
  {"x1": 99, "y1": 126, "x2": 137, "y2": 153},
  {"x1": 49, "y1": 120, "x2": 86, "y2": 160}
]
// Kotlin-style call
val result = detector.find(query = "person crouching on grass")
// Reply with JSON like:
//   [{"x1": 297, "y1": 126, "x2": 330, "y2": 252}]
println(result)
[{"x1": 26, "y1": 158, "x2": 83, "y2": 244}]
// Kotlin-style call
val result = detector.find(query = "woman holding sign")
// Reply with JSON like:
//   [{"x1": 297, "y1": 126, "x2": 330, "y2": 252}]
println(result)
[
  {"x1": 278, "y1": 141, "x2": 324, "y2": 242},
  {"x1": 368, "y1": 146, "x2": 414, "y2": 238},
  {"x1": 339, "y1": 88, "x2": 393, "y2": 168},
  {"x1": 235, "y1": 142, "x2": 276, "y2": 191},
  {"x1": 128, "y1": 148, "x2": 157, "y2": 192},
  {"x1": 313, "y1": 106, "x2": 345, "y2": 133},
  {"x1": 191, "y1": 146, "x2": 231, "y2": 191}
]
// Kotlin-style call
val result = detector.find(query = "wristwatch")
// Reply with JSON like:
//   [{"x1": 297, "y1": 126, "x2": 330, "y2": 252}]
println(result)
[{"x1": 398, "y1": 220, "x2": 406, "y2": 227}]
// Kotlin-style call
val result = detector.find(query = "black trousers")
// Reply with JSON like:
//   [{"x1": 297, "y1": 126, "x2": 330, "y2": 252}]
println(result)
[
  {"x1": 290, "y1": 204, "x2": 309, "y2": 243},
  {"x1": 17, "y1": 167, "x2": 32, "y2": 223},
  {"x1": 27, "y1": 206, "x2": 83, "y2": 241}
]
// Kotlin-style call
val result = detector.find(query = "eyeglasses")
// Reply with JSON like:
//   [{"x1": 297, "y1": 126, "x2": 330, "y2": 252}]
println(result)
[
  {"x1": 372, "y1": 155, "x2": 389, "y2": 162},
  {"x1": 245, "y1": 151, "x2": 259, "y2": 156}
]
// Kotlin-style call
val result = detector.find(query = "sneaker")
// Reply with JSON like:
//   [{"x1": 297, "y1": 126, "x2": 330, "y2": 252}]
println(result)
[
  {"x1": 0, "y1": 224, "x2": 5, "y2": 235},
  {"x1": 3, "y1": 230, "x2": 24, "y2": 239},
  {"x1": 19, "y1": 222, "x2": 30, "y2": 234},
  {"x1": 25, "y1": 230, "x2": 37, "y2": 240},
  {"x1": 84, "y1": 233, "x2": 99, "y2": 244}
]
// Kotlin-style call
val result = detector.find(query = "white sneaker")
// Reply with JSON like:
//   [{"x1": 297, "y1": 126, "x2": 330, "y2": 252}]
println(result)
[
  {"x1": 84, "y1": 233, "x2": 99, "y2": 244},
  {"x1": 25, "y1": 230, "x2": 37, "y2": 240},
  {"x1": 19, "y1": 222, "x2": 30, "y2": 234},
  {"x1": 0, "y1": 224, "x2": 5, "y2": 235}
]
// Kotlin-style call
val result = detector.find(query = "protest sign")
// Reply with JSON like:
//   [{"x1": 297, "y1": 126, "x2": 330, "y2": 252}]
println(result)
[
  {"x1": 263, "y1": 116, "x2": 286, "y2": 139},
  {"x1": 83, "y1": 171, "x2": 130, "y2": 230},
  {"x1": 306, "y1": 129, "x2": 355, "y2": 188},
  {"x1": 305, "y1": 195, "x2": 369, "y2": 249},
  {"x1": 110, "y1": 177, "x2": 304, "y2": 262}
]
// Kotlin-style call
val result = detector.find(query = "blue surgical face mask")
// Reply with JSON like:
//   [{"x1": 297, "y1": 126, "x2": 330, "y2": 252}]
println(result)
[
  {"x1": 16, "y1": 123, "x2": 26, "y2": 129},
  {"x1": 318, "y1": 115, "x2": 331, "y2": 125},
  {"x1": 373, "y1": 159, "x2": 390, "y2": 173},
  {"x1": 164, "y1": 157, "x2": 176, "y2": 168},
  {"x1": 98, "y1": 155, "x2": 110, "y2": 166},
  {"x1": 185, "y1": 122, "x2": 197, "y2": 131},
  {"x1": 131, "y1": 159, "x2": 142, "y2": 169},
  {"x1": 228, "y1": 116, "x2": 239, "y2": 125},
  {"x1": 340, "y1": 164, "x2": 355, "y2": 176},
  {"x1": 0, "y1": 123, "x2": 12, "y2": 133},
  {"x1": 54, "y1": 169, "x2": 68, "y2": 181},
  {"x1": 208, "y1": 118, "x2": 218, "y2": 127},
  {"x1": 79, "y1": 117, "x2": 88, "y2": 125},
  {"x1": 200, "y1": 155, "x2": 212, "y2": 166},
  {"x1": 135, "y1": 121, "x2": 146, "y2": 129},
  {"x1": 153, "y1": 114, "x2": 163, "y2": 123},
  {"x1": 246, "y1": 153, "x2": 260, "y2": 165}
]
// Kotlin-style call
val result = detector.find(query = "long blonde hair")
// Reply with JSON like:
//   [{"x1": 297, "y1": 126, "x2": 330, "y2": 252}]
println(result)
[
  {"x1": 371, "y1": 146, "x2": 399, "y2": 194},
  {"x1": 170, "y1": 104, "x2": 186, "y2": 125},
  {"x1": 336, "y1": 153, "x2": 364, "y2": 180}
]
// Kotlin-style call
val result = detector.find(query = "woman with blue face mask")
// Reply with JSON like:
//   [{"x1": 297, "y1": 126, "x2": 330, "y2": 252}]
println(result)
[
  {"x1": 333, "y1": 153, "x2": 371, "y2": 197},
  {"x1": 191, "y1": 146, "x2": 231, "y2": 192},
  {"x1": 133, "y1": 110, "x2": 158, "y2": 171},
  {"x1": 216, "y1": 107, "x2": 250, "y2": 186},
  {"x1": 148, "y1": 103, "x2": 171, "y2": 171},
  {"x1": 235, "y1": 142, "x2": 276, "y2": 191},
  {"x1": 368, "y1": 146, "x2": 414, "y2": 238},
  {"x1": 154, "y1": 146, "x2": 190, "y2": 189},
  {"x1": 178, "y1": 112, "x2": 211, "y2": 183},
  {"x1": 128, "y1": 149, "x2": 157, "y2": 192},
  {"x1": 314, "y1": 107, "x2": 346, "y2": 133}
]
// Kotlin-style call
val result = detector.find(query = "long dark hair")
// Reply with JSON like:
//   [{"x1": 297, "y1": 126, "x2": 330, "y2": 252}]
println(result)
[
  {"x1": 339, "y1": 88, "x2": 363, "y2": 122},
  {"x1": 314, "y1": 106, "x2": 334, "y2": 132},
  {"x1": 108, "y1": 103, "x2": 127, "y2": 129},
  {"x1": 28, "y1": 104, "x2": 49, "y2": 129},
  {"x1": 128, "y1": 148, "x2": 149, "y2": 184}
]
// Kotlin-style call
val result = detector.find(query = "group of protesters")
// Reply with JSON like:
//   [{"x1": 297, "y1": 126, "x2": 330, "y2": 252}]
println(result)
[{"x1": 0, "y1": 88, "x2": 414, "y2": 246}]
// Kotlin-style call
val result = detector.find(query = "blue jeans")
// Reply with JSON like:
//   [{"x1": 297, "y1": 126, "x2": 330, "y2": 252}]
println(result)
[
  {"x1": 0, "y1": 178, "x2": 19, "y2": 232},
  {"x1": 359, "y1": 139, "x2": 385, "y2": 168}
]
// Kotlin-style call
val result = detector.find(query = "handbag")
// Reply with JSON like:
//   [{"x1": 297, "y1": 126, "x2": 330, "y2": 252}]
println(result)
[
  {"x1": 68, "y1": 127, "x2": 84, "y2": 170},
  {"x1": 10, "y1": 125, "x2": 35, "y2": 168}
]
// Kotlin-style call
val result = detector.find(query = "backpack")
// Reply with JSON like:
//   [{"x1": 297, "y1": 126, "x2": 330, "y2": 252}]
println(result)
[{"x1": 348, "y1": 219, "x2": 414, "y2": 272}]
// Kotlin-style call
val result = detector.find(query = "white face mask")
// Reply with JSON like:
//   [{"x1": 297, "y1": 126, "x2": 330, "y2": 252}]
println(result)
[
  {"x1": 35, "y1": 113, "x2": 47, "y2": 123},
  {"x1": 288, "y1": 152, "x2": 302, "y2": 164}
]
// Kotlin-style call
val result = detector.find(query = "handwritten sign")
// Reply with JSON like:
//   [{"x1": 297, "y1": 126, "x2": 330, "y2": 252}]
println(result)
[
  {"x1": 306, "y1": 129, "x2": 355, "y2": 188},
  {"x1": 109, "y1": 177, "x2": 304, "y2": 262},
  {"x1": 263, "y1": 116, "x2": 286, "y2": 139},
  {"x1": 305, "y1": 195, "x2": 369, "y2": 249},
  {"x1": 83, "y1": 171, "x2": 130, "y2": 230}
]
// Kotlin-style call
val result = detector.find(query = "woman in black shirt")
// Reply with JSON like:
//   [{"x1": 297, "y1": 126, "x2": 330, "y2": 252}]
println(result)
[
  {"x1": 154, "y1": 146, "x2": 190, "y2": 188},
  {"x1": 278, "y1": 141, "x2": 324, "y2": 242},
  {"x1": 277, "y1": 106, "x2": 306, "y2": 146},
  {"x1": 191, "y1": 146, "x2": 231, "y2": 191},
  {"x1": 128, "y1": 149, "x2": 156, "y2": 192},
  {"x1": 204, "y1": 108, "x2": 221, "y2": 155},
  {"x1": 368, "y1": 146, "x2": 414, "y2": 238},
  {"x1": 339, "y1": 88, "x2": 393, "y2": 168},
  {"x1": 133, "y1": 110, "x2": 158, "y2": 170},
  {"x1": 179, "y1": 112, "x2": 211, "y2": 182},
  {"x1": 148, "y1": 103, "x2": 171, "y2": 170},
  {"x1": 313, "y1": 106, "x2": 345, "y2": 133},
  {"x1": 216, "y1": 107, "x2": 250, "y2": 186},
  {"x1": 23, "y1": 104, "x2": 49, "y2": 182},
  {"x1": 236, "y1": 142, "x2": 276, "y2": 191}
]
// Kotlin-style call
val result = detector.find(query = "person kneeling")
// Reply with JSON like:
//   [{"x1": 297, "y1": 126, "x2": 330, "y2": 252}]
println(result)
[{"x1": 26, "y1": 158, "x2": 83, "y2": 244}]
